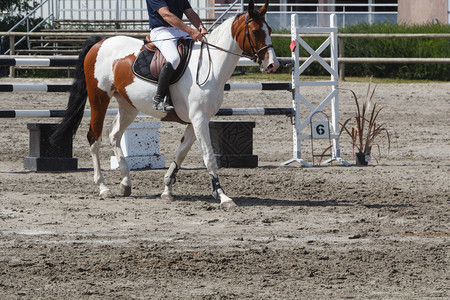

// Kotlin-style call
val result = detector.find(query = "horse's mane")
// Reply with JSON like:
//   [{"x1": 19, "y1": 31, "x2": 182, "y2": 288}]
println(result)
[{"x1": 207, "y1": 15, "x2": 236, "y2": 43}]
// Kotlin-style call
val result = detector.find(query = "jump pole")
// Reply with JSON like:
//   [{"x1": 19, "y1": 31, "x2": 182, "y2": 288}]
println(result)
[
  {"x1": 0, "y1": 58, "x2": 77, "y2": 67},
  {"x1": 0, "y1": 57, "x2": 293, "y2": 67},
  {"x1": 0, "y1": 82, "x2": 292, "y2": 93},
  {"x1": 0, "y1": 108, "x2": 294, "y2": 118}
]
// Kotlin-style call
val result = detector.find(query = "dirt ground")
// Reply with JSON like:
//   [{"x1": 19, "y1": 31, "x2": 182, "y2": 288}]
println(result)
[{"x1": 0, "y1": 77, "x2": 449, "y2": 299}]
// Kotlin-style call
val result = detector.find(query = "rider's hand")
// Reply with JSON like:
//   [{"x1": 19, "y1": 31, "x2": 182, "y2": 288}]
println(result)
[{"x1": 189, "y1": 28, "x2": 204, "y2": 42}]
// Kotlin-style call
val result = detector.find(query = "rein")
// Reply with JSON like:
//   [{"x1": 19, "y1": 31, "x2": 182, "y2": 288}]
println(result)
[
  {"x1": 195, "y1": 36, "x2": 259, "y2": 86},
  {"x1": 195, "y1": 15, "x2": 273, "y2": 86},
  {"x1": 146, "y1": 34, "x2": 257, "y2": 87},
  {"x1": 201, "y1": 38, "x2": 257, "y2": 61},
  {"x1": 145, "y1": 13, "x2": 274, "y2": 86}
]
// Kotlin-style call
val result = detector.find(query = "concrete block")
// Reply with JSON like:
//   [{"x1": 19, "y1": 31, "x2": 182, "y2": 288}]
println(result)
[
  {"x1": 209, "y1": 121, "x2": 258, "y2": 168},
  {"x1": 110, "y1": 121, "x2": 165, "y2": 169},
  {"x1": 24, "y1": 123, "x2": 77, "y2": 171}
]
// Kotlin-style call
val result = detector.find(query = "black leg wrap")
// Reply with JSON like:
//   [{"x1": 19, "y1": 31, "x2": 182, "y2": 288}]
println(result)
[
  {"x1": 209, "y1": 174, "x2": 223, "y2": 200},
  {"x1": 164, "y1": 161, "x2": 179, "y2": 186}
]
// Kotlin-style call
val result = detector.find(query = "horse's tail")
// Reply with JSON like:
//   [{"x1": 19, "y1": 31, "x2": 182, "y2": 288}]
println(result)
[{"x1": 50, "y1": 35, "x2": 104, "y2": 145}]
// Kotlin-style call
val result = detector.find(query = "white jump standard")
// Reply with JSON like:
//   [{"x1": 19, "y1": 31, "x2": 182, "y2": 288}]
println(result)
[{"x1": 284, "y1": 14, "x2": 349, "y2": 167}]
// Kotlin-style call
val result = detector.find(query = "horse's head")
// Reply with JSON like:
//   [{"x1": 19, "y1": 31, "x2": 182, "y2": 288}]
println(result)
[{"x1": 231, "y1": 0, "x2": 279, "y2": 73}]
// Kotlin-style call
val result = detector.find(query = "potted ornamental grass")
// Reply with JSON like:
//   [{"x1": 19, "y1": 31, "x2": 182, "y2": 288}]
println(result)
[{"x1": 339, "y1": 77, "x2": 391, "y2": 165}]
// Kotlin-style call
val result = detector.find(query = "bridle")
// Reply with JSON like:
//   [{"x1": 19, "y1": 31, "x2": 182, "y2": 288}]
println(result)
[
  {"x1": 242, "y1": 14, "x2": 273, "y2": 64},
  {"x1": 198, "y1": 14, "x2": 272, "y2": 64},
  {"x1": 196, "y1": 13, "x2": 273, "y2": 86}
]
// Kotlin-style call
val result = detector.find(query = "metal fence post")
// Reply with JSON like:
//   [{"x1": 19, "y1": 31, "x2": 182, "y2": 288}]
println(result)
[
  {"x1": 115, "y1": 0, "x2": 121, "y2": 29},
  {"x1": 9, "y1": 36, "x2": 15, "y2": 78},
  {"x1": 338, "y1": 36, "x2": 345, "y2": 81}
]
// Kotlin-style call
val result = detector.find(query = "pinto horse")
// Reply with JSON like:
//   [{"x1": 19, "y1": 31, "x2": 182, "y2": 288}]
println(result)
[{"x1": 50, "y1": 0, "x2": 279, "y2": 208}]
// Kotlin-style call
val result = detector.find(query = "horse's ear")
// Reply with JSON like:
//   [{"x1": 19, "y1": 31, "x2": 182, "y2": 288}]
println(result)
[
  {"x1": 248, "y1": 0, "x2": 255, "y2": 18},
  {"x1": 259, "y1": 0, "x2": 269, "y2": 16}
]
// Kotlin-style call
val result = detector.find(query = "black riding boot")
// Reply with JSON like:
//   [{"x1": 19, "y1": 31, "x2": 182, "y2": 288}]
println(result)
[{"x1": 153, "y1": 62, "x2": 175, "y2": 112}]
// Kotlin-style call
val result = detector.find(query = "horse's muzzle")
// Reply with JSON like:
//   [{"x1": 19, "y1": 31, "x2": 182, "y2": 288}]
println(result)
[{"x1": 261, "y1": 59, "x2": 280, "y2": 73}]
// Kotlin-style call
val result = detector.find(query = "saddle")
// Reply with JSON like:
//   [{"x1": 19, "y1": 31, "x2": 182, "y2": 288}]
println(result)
[
  {"x1": 131, "y1": 36, "x2": 193, "y2": 125},
  {"x1": 132, "y1": 36, "x2": 194, "y2": 84}
]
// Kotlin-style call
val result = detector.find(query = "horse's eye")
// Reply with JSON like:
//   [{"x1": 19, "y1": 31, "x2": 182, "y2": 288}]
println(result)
[{"x1": 252, "y1": 30, "x2": 258, "y2": 36}]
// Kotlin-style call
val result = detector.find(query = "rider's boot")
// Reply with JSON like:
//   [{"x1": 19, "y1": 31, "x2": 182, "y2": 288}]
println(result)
[{"x1": 153, "y1": 62, "x2": 175, "y2": 112}]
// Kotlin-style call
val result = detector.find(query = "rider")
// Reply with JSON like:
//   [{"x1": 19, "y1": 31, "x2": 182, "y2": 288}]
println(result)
[{"x1": 146, "y1": 0, "x2": 208, "y2": 112}]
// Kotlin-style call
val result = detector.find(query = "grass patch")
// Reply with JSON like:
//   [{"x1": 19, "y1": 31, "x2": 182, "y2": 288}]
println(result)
[
  {"x1": 229, "y1": 72, "x2": 447, "y2": 84},
  {"x1": 343, "y1": 76, "x2": 448, "y2": 84},
  {"x1": 270, "y1": 23, "x2": 450, "y2": 81}
]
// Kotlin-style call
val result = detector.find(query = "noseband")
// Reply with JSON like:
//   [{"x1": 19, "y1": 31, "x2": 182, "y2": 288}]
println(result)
[{"x1": 243, "y1": 14, "x2": 273, "y2": 64}]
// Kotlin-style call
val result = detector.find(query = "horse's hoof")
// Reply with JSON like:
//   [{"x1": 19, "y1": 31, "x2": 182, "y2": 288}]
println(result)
[
  {"x1": 99, "y1": 189, "x2": 114, "y2": 199},
  {"x1": 220, "y1": 200, "x2": 237, "y2": 209},
  {"x1": 161, "y1": 193, "x2": 174, "y2": 202},
  {"x1": 121, "y1": 184, "x2": 132, "y2": 197}
]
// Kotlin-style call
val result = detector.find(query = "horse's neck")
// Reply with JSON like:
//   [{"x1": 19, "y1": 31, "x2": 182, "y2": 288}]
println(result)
[{"x1": 206, "y1": 17, "x2": 241, "y2": 83}]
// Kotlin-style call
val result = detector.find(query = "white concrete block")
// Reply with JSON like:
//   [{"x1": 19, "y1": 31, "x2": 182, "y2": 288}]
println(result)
[
  {"x1": 121, "y1": 121, "x2": 161, "y2": 156},
  {"x1": 110, "y1": 154, "x2": 165, "y2": 170},
  {"x1": 110, "y1": 121, "x2": 165, "y2": 170}
]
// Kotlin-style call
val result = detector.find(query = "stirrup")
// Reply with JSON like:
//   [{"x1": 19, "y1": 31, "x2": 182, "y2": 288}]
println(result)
[{"x1": 153, "y1": 97, "x2": 174, "y2": 112}]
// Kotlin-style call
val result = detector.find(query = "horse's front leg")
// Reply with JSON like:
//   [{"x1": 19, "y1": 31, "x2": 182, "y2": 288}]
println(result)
[{"x1": 191, "y1": 117, "x2": 237, "y2": 208}]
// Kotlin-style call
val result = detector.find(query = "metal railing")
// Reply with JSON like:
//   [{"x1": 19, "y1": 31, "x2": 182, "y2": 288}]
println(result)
[
  {"x1": 4, "y1": 1, "x2": 399, "y2": 30},
  {"x1": 270, "y1": 2, "x2": 398, "y2": 29},
  {"x1": 1, "y1": 31, "x2": 448, "y2": 79},
  {"x1": 1, "y1": 0, "x2": 54, "y2": 55},
  {"x1": 52, "y1": 0, "x2": 215, "y2": 25}
]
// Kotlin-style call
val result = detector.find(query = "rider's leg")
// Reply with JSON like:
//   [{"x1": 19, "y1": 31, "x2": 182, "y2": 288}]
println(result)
[
  {"x1": 153, "y1": 62, "x2": 175, "y2": 112},
  {"x1": 150, "y1": 28, "x2": 183, "y2": 112}
]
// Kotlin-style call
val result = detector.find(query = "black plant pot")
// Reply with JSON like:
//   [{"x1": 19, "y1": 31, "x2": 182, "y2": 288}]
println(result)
[{"x1": 355, "y1": 152, "x2": 369, "y2": 166}]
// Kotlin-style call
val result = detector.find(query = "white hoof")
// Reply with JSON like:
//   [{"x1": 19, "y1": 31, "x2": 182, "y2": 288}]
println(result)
[
  {"x1": 99, "y1": 189, "x2": 114, "y2": 199},
  {"x1": 161, "y1": 192, "x2": 174, "y2": 201},
  {"x1": 220, "y1": 200, "x2": 237, "y2": 209},
  {"x1": 216, "y1": 189, "x2": 236, "y2": 208}
]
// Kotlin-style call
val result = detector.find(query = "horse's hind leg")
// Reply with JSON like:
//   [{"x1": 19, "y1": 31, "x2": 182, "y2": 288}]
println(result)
[
  {"x1": 87, "y1": 88, "x2": 112, "y2": 198},
  {"x1": 109, "y1": 101, "x2": 138, "y2": 197},
  {"x1": 161, "y1": 124, "x2": 196, "y2": 201}
]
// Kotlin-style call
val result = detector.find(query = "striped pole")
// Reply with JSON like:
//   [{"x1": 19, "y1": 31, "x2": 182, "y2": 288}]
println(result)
[
  {"x1": 216, "y1": 108, "x2": 294, "y2": 116},
  {"x1": 0, "y1": 57, "x2": 293, "y2": 67},
  {"x1": 0, "y1": 108, "x2": 294, "y2": 118},
  {"x1": 0, "y1": 84, "x2": 72, "y2": 92},
  {"x1": 0, "y1": 83, "x2": 292, "y2": 92},
  {"x1": 224, "y1": 82, "x2": 292, "y2": 91},
  {"x1": 0, "y1": 58, "x2": 78, "y2": 67}
]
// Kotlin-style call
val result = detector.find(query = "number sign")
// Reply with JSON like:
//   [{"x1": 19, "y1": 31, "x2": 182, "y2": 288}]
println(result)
[{"x1": 311, "y1": 121, "x2": 330, "y2": 139}]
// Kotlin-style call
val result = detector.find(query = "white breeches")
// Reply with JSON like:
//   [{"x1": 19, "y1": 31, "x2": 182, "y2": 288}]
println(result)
[{"x1": 150, "y1": 27, "x2": 191, "y2": 69}]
